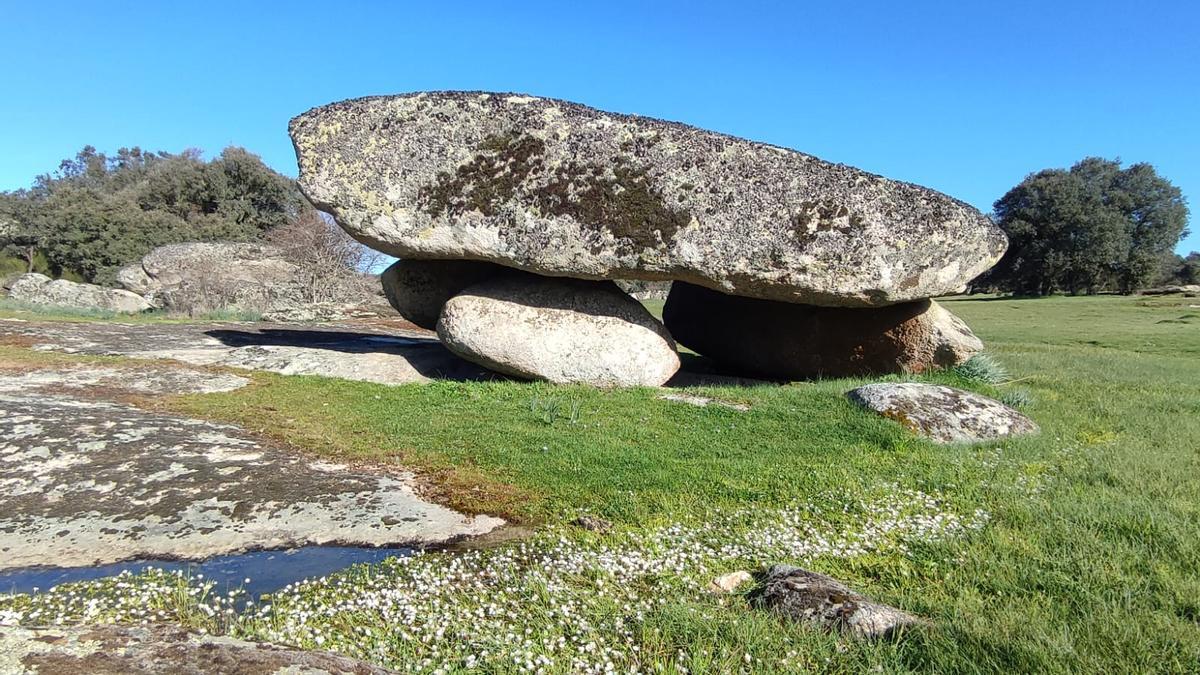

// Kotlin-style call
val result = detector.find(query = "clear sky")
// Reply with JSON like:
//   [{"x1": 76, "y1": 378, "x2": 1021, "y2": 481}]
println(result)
[{"x1": 3, "y1": 0, "x2": 1197, "y2": 253}]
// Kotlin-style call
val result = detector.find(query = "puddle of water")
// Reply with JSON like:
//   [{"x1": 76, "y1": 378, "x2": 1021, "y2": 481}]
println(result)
[{"x1": 0, "y1": 546, "x2": 412, "y2": 599}]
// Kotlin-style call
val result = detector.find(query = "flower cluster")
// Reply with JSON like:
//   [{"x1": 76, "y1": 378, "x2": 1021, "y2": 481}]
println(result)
[
  {"x1": 0, "y1": 568, "x2": 248, "y2": 632},
  {"x1": 1, "y1": 488, "x2": 987, "y2": 673},
  {"x1": 240, "y1": 488, "x2": 983, "y2": 672}
]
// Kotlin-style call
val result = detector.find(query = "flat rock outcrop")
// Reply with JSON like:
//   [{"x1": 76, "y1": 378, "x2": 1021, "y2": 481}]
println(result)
[
  {"x1": 664, "y1": 282, "x2": 981, "y2": 379},
  {"x1": 437, "y1": 275, "x2": 680, "y2": 386},
  {"x1": 760, "y1": 564, "x2": 923, "y2": 638},
  {"x1": 290, "y1": 92, "x2": 1007, "y2": 307},
  {"x1": 847, "y1": 382, "x2": 1039, "y2": 443},
  {"x1": 0, "y1": 624, "x2": 395, "y2": 674},
  {"x1": 381, "y1": 258, "x2": 505, "y2": 329},
  {"x1": 0, "y1": 318, "x2": 489, "y2": 386},
  {"x1": 0, "y1": 362, "x2": 502, "y2": 571},
  {"x1": 4, "y1": 273, "x2": 152, "y2": 314}
]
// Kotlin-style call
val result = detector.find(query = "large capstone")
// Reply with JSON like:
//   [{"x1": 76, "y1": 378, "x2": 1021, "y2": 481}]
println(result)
[
  {"x1": 381, "y1": 258, "x2": 505, "y2": 329},
  {"x1": 663, "y1": 282, "x2": 981, "y2": 379},
  {"x1": 436, "y1": 274, "x2": 680, "y2": 386},
  {"x1": 290, "y1": 91, "x2": 1007, "y2": 307}
]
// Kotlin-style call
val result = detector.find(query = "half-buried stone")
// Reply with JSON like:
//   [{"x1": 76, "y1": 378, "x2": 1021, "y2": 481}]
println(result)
[
  {"x1": 290, "y1": 91, "x2": 1007, "y2": 307},
  {"x1": 663, "y1": 281, "x2": 981, "y2": 379},
  {"x1": 847, "y1": 383, "x2": 1038, "y2": 444},
  {"x1": 437, "y1": 274, "x2": 680, "y2": 386}
]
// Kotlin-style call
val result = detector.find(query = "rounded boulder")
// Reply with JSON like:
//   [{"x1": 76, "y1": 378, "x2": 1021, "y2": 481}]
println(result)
[
  {"x1": 437, "y1": 275, "x2": 680, "y2": 386},
  {"x1": 381, "y1": 258, "x2": 505, "y2": 330}
]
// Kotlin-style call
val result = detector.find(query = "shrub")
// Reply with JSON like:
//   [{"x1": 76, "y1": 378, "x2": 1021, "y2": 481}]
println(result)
[
  {"x1": 954, "y1": 353, "x2": 1009, "y2": 384},
  {"x1": 999, "y1": 387, "x2": 1036, "y2": 408}
]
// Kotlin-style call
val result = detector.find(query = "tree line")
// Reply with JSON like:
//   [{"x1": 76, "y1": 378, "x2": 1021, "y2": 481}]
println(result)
[
  {"x1": 0, "y1": 146, "x2": 308, "y2": 285},
  {"x1": 0, "y1": 147, "x2": 1193, "y2": 295}
]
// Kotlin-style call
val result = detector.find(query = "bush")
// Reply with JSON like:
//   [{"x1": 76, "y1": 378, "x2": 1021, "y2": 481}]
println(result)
[
  {"x1": 999, "y1": 387, "x2": 1036, "y2": 408},
  {"x1": 954, "y1": 353, "x2": 1009, "y2": 384}
]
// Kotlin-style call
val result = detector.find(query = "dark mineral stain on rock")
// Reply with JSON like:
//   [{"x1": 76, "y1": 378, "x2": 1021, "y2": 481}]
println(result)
[
  {"x1": 420, "y1": 132, "x2": 547, "y2": 218},
  {"x1": 533, "y1": 160, "x2": 691, "y2": 255}
]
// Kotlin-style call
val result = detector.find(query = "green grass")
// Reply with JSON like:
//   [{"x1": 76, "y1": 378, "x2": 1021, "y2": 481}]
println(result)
[{"x1": 4, "y1": 293, "x2": 1199, "y2": 672}]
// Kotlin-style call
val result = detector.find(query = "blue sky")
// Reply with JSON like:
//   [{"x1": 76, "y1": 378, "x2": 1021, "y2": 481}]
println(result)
[{"x1": 3, "y1": 1, "x2": 1197, "y2": 253}]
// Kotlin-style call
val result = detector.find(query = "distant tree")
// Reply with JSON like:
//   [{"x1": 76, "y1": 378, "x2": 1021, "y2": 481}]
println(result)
[
  {"x1": 1, "y1": 145, "x2": 309, "y2": 285},
  {"x1": 1163, "y1": 251, "x2": 1200, "y2": 285},
  {"x1": 982, "y1": 158, "x2": 1189, "y2": 295},
  {"x1": 266, "y1": 210, "x2": 384, "y2": 303},
  {"x1": 0, "y1": 190, "x2": 45, "y2": 273},
  {"x1": 1184, "y1": 252, "x2": 1200, "y2": 284}
]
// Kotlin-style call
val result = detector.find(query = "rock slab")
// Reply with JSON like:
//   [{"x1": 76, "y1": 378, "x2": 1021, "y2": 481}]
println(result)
[
  {"x1": 664, "y1": 282, "x2": 981, "y2": 379},
  {"x1": 437, "y1": 275, "x2": 680, "y2": 386},
  {"x1": 0, "y1": 624, "x2": 395, "y2": 674},
  {"x1": 117, "y1": 242, "x2": 303, "y2": 313},
  {"x1": 847, "y1": 382, "x2": 1038, "y2": 443},
  {"x1": 760, "y1": 564, "x2": 923, "y2": 638},
  {"x1": 290, "y1": 91, "x2": 1007, "y2": 307},
  {"x1": 0, "y1": 318, "x2": 489, "y2": 386},
  {"x1": 5, "y1": 273, "x2": 152, "y2": 314},
  {"x1": 0, "y1": 370, "x2": 502, "y2": 571}
]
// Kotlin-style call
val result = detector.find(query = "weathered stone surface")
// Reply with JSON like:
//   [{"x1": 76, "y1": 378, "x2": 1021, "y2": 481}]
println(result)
[
  {"x1": 663, "y1": 282, "x2": 981, "y2": 379},
  {"x1": 290, "y1": 91, "x2": 1007, "y2": 307},
  {"x1": 847, "y1": 382, "x2": 1039, "y2": 444},
  {"x1": 5, "y1": 273, "x2": 152, "y2": 314},
  {"x1": 138, "y1": 242, "x2": 299, "y2": 291},
  {"x1": 437, "y1": 275, "x2": 680, "y2": 386},
  {"x1": 0, "y1": 318, "x2": 490, "y2": 386},
  {"x1": 0, "y1": 368, "x2": 503, "y2": 571},
  {"x1": 0, "y1": 624, "x2": 395, "y2": 674},
  {"x1": 113, "y1": 264, "x2": 156, "y2": 295},
  {"x1": 259, "y1": 299, "x2": 396, "y2": 323},
  {"x1": 381, "y1": 259, "x2": 505, "y2": 329},
  {"x1": 0, "y1": 364, "x2": 249, "y2": 397},
  {"x1": 118, "y1": 242, "x2": 304, "y2": 313},
  {"x1": 760, "y1": 564, "x2": 923, "y2": 638}
]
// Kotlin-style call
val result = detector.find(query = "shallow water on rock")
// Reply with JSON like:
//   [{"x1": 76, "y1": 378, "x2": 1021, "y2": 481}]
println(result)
[{"x1": 0, "y1": 545, "x2": 413, "y2": 599}]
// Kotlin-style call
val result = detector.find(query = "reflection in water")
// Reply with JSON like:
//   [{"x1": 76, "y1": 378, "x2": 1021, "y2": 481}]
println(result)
[{"x1": 0, "y1": 546, "x2": 413, "y2": 599}]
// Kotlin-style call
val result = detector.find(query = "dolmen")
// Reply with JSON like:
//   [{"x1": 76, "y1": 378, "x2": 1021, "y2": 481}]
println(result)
[{"x1": 290, "y1": 92, "x2": 1007, "y2": 386}]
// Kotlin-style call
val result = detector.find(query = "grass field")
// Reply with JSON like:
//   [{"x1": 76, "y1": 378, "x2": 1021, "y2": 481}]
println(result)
[{"x1": 3, "y1": 294, "x2": 1198, "y2": 673}]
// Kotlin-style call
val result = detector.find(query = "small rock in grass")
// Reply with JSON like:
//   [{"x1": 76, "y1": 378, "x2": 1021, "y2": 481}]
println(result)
[
  {"x1": 709, "y1": 570, "x2": 754, "y2": 593},
  {"x1": 847, "y1": 382, "x2": 1038, "y2": 444},
  {"x1": 572, "y1": 515, "x2": 613, "y2": 533},
  {"x1": 760, "y1": 565, "x2": 923, "y2": 638},
  {"x1": 657, "y1": 392, "x2": 750, "y2": 412}
]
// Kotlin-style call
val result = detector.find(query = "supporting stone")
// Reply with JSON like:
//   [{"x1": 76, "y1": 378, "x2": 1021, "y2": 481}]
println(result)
[{"x1": 663, "y1": 282, "x2": 981, "y2": 379}]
